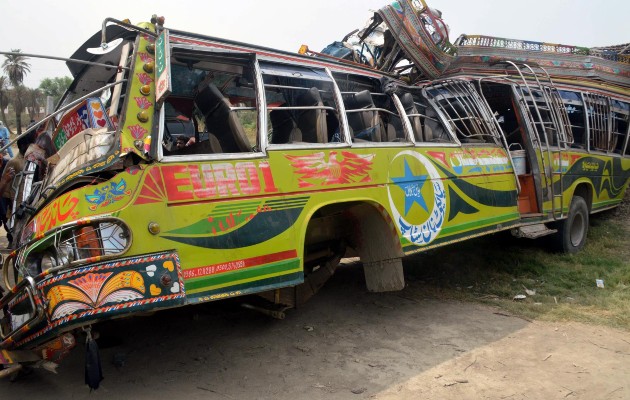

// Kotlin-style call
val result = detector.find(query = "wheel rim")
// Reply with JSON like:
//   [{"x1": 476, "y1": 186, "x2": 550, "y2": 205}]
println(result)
[{"x1": 569, "y1": 212, "x2": 585, "y2": 247}]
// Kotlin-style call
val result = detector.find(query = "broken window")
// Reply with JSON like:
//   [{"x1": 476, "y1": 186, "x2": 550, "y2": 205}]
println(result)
[
  {"x1": 396, "y1": 89, "x2": 454, "y2": 143},
  {"x1": 558, "y1": 90, "x2": 587, "y2": 149},
  {"x1": 162, "y1": 51, "x2": 258, "y2": 156},
  {"x1": 263, "y1": 63, "x2": 341, "y2": 145},
  {"x1": 583, "y1": 93, "x2": 611, "y2": 153},
  {"x1": 334, "y1": 74, "x2": 405, "y2": 143},
  {"x1": 423, "y1": 80, "x2": 501, "y2": 144},
  {"x1": 611, "y1": 100, "x2": 629, "y2": 155}
]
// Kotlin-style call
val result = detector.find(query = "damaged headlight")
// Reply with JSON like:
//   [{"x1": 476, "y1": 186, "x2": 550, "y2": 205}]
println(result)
[{"x1": 15, "y1": 218, "x2": 132, "y2": 280}]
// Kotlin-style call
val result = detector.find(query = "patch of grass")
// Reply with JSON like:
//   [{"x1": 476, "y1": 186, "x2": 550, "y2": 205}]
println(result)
[{"x1": 403, "y1": 204, "x2": 630, "y2": 330}]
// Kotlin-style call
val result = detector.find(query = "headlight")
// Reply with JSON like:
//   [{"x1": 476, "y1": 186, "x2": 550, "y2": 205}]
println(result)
[
  {"x1": 40, "y1": 251, "x2": 58, "y2": 271},
  {"x1": 24, "y1": 255, "x2": 41, "y2": 277},
  {"x1": 57, "y1": 242, "x2": 75, "y2": 265},
  {"x1": 16, "y1": 218, "x2": 131, "y2": 280}
]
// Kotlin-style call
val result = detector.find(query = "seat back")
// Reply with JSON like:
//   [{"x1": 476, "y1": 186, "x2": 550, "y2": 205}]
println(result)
[
  {"x1": 424, "y1": 107, "x2": 451, "y2": 142},
  {"x1": 400, "y1": 93, "x2": 423, "y2": 142},
  {"x1": 195, "y1": 84, "x2": 251, "y2": 152},
  {"x1": 345, "y1": 90, "x2": 383, "y2": 142},
  {"x1": 270, "y1": 109, "x2": 301, "y2": 144},
  {"x1": 296, "y1": 87, "x2": 327, "y2": 144}
]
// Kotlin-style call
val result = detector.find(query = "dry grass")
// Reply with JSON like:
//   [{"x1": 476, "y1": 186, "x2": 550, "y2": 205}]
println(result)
[{"x1": 403, "y1": 191, "x2": 630, "y2": 330}]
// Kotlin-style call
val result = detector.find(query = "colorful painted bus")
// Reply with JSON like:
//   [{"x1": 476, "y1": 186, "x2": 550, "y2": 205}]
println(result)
[{"x1": 1, "y1": 1, "x2": 629, "y2": 385}]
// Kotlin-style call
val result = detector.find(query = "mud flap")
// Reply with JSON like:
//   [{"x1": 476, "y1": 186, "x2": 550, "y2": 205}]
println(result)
[{"x1": 363, "y1": 258, "x2": 404, "y2": 292}]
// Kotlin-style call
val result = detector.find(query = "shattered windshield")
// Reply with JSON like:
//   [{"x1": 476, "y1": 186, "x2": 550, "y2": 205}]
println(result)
[{"x1": 47, "y1": 37, "x2": 133, "y2": 184}]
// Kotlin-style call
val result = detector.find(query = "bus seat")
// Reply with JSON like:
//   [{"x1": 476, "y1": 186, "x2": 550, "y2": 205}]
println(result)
[
  {"x1": 207, "y1": 133, "x2": 223, "y2": 153},
  {"x1": 296, "y1": 87, "x2": 327, "y2": 143},
  {"x1": 270, "y1": 108, "x2": 302, "y2": 144},
  {"x1": 385, "y1": 123, "x2": 398, "y2": 142},
  {"x1": 193, "y1": 133, "x2": 223, "y2": 154},
  {"x1": 345, "y1": 90, "x2": 383, "y2": 142},
  {"x1": 400, "y1": 93, "x2": 423, "y2": 142},
  {"x1": 424, "y1": 107, "x2": 451, "y2": 142},
  {"x1": 195, "y1": 83, "x2": 251, "y2": 152}
]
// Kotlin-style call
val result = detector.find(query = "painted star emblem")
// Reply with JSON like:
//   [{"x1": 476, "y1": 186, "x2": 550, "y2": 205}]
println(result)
[{"x1": 391, "y1": 159, "x2": 429, "y2": 215}]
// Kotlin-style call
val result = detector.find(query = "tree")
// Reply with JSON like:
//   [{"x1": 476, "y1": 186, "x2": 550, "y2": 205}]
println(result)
[
  {"x1": 2, "y1": 49, "x2": 31, "y2": 135},
  {"x1": 39, "y1": 76, "x2": 72, "y2": 107},
  {"x1": 0, "y1": 76, "x2": 8, "y2": 124},
  {"x1": 25, "y1": 87, "x2": 44, "y2": 120}
]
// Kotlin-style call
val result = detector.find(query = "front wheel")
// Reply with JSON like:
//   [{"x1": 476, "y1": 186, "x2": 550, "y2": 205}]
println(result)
[{"x1": 552, "y1": 196, "x2": 589, "y2": 253}]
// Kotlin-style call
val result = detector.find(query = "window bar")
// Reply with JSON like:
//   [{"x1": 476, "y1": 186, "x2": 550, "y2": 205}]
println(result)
[
  {"x1": 264, "y1": 83, "x2": 332, "y2": 93},
  {"x1": 451, "y1": 79, "x2": 492, "y2": 138},
  {"x1": 427, "y1": 82, "x2": 473, "y2": 138}
]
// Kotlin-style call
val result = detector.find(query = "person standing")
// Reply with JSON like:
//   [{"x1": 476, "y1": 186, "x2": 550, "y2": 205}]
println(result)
[
  {"x1": 0, "y1": 121, "x2": 14, "y2": 158},
  {"x1": 1, "y1": 130, "x2": 36, "y2": 247}
]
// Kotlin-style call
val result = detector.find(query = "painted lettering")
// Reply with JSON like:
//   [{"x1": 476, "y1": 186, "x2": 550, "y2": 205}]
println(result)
[
  {"x1": 162, "y1": 165, "x2": 194, "y2": 201},
  {"x1": 162, "y1": 161, "x2": 279, "y2": 202},
  {"x1": 35, "y1": 193, "x2": 80, "y2": 234},
  {"x1": 212, "y1": 163, "x2": 240, "y2": 197},
  {"x1": 190, "y1": 165, "x2": 217, "y2": 198},
  {"x1": 236, "y1": 162, "x2": 261, "y2": 195},
  {"x1": 260, "y1": 161, "x2": 279, "y2": 193}
]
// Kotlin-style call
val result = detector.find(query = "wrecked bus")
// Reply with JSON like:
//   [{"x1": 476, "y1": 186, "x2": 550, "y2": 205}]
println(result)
[{"x1": 1, "y1": 0, "x2": 629, "y2": 386}]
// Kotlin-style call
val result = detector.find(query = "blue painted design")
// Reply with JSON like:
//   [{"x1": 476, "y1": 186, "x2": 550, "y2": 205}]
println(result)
[
  {"x1": 391, "y1": 159, "x2": 429, "y2": 215},
  {"x1": 162, "y1": 207, "x2": 304, "y2": 249},
  {"x1": 85, "y1": 179, "x2": 130, "y2": 209}
]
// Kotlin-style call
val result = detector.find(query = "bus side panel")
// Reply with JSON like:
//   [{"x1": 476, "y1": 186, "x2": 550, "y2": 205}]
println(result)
[{"x1": 549, "y1": 151, "x2": 630, "y2": 213}]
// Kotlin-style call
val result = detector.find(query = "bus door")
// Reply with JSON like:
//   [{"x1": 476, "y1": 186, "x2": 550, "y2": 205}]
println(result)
[
  {"x1": 419, "y1": 80, "x2": 521, "y2": 233},
  {"x1": 482, "y1": 62, "x2": 573, "y2": 220}
]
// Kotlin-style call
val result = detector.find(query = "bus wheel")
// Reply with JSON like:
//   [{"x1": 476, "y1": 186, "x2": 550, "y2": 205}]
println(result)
[{"x1": 553, "y1": 196, "x2": 589, "y2": 253}]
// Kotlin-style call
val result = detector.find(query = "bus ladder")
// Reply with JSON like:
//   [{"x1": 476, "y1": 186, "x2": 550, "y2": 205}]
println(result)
[{"x1": 498, "y1": 61, "x2": 572, "y2": 220}]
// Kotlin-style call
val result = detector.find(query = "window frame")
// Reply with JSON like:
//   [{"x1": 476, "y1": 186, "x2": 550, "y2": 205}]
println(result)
[
  {"x1": 260, "y1": 61, "x2": 351, "y2": 151},
  {"x1": 156, "y1": 46, "x2": 266, "y2": 162}
]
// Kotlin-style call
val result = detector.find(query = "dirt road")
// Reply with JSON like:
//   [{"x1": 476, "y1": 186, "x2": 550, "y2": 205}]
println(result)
[{"x1": 1, "y1": 260, "x2": 629, "y2": 399}]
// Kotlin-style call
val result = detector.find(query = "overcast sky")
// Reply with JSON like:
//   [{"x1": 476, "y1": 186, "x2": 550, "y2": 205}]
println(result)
[{"x1": 1, "y1": 0, "x2": 628, "y2": 88}]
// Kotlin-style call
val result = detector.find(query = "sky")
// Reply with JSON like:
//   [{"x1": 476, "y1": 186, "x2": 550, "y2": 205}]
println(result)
[{"x1": 1, "y1": 0, "x2": 628, "y2": 88}]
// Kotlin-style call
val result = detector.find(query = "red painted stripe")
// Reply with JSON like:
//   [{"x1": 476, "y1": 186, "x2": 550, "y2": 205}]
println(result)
[
  {"x1": 166, "y1": 183, "x2": 382, "y2": 208},
  {"x1": 183, "y1": 249, "x2": 298, "y2": 279},
  {"x1": 165, "y1": 169, "x2": 516, "y2": 208}
]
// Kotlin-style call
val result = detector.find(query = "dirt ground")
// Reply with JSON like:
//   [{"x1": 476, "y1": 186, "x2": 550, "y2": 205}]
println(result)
[
  {"x1": 1, "y1": 207, "x2": 629, "y2": 399},
  {"x1": 0, "y1": 260, "x2": 628, "y2": 399}
]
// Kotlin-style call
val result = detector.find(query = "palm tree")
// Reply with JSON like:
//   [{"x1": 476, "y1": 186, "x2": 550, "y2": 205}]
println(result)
[
  {"x1": 0, "y1": 76, "x2": 8, "y2": 124},
  {"x1": 2, "y1": 49, "x2": 31, "y2": 134},
  {"x1": 25, "y1": 87, "x2": 43, "y2": 120}
]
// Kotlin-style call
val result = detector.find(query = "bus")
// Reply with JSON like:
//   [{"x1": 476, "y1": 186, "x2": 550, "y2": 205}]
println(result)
[{"x1": 1, "y1": 1, "x2": 629, "y2": 385}]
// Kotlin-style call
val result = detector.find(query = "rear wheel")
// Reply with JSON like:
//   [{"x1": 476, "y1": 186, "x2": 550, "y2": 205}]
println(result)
[{"x1": 552, "y1": 196, "x2": 589, "y2": 253}]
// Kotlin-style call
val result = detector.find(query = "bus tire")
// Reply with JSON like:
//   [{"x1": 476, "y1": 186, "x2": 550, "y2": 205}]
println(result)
[{"x1": 553, "y1": 195, "x2": 589, "y2": 253}]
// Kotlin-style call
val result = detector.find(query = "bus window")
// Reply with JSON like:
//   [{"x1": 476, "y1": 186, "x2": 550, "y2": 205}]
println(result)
[
  {"x1": 396, "y1": 90, "x2": 454, "y2": 143},
  {"x1": 479, "y1": 82, "x2": 523, "y2": 148},
  {"x1": 583, "y1": 93, "x2": 610, "y2": 153},
  {"x1": 559, "y1": 90, "x2": 587, "y2": 149},
  {"x1": 163, "y1": 51, "x2": 258, "y2": 156},
  {"x1": 262, "y1": 63, "x2": 341, "y2": 145},
  {"x1": 611, "y1": 100, "x2": 629, "y2": 155},
  {"x1": 521, "y1": 87, "x2": 558, "y2": 146},
  {"x1": 333, "y1": 73, "x2": 405, "y2": 143},
  {"x1": 424, "y1": 79, "x2": 501, "y2": 144}
]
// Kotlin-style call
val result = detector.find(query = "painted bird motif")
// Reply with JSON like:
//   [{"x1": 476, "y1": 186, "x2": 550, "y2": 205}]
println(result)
[
  {"x1": 285, "y1": 151, "x2": 375, "y2": 188},
  {"x1": 85, "y1": 179, "x2": 131, "y2": 210}
]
